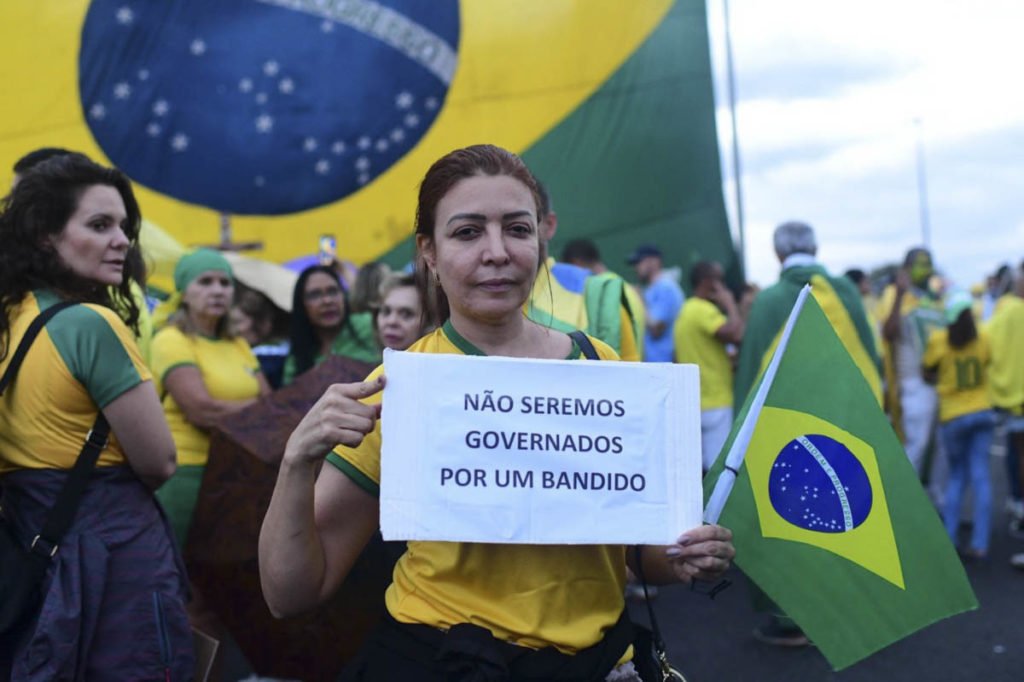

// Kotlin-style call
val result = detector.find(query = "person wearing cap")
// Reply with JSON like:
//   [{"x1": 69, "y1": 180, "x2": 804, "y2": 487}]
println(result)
[
  {"x1": 628, "y1": 244, "x2": 684, "y2": 363},
  {"x1": 922, "y1": 292, "x2": 994, "y2": 560},
  {"x1": 151, "y1": 248, "x2": 271, "y2": 547}
]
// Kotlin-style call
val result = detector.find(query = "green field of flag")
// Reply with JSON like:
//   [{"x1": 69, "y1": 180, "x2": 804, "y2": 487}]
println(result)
[{"x1": 704, "y1": 286, "x2": 977, "y2": 670}]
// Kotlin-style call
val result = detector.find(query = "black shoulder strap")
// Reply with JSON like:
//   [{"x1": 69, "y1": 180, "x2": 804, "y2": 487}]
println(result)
[
  {"x1": 0, "y1": 301, "x2": 111, "y2": 557},
  {"x1": 568, "y1": 330, "x2": 600, "y2": 360},
  {"x1": 0, "y1": 300, "x2": 77, "y2": 395}
]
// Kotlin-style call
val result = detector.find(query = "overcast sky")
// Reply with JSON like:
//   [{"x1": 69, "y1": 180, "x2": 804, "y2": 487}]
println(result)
[{"x1": 705, "y1": 0, "x2": 1024, "y2": 290}]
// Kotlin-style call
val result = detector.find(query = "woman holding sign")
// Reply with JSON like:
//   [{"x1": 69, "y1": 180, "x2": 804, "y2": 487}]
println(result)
[{"x1": 259, "y1": 145, "x2": 734, "y2": 681}]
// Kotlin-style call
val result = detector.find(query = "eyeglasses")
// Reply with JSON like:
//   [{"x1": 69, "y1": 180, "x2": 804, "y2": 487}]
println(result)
[{"x1": 304, "y1": 286, "x2": 343, "y2": 303}]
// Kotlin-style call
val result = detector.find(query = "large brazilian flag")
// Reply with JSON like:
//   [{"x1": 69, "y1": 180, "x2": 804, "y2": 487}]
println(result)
[
  {"x1": 705, "y1": 286, "x2": 976, "y2": 670},
  {"x1": 0, "y1": 0, "x2": 737, "y2": 284}
]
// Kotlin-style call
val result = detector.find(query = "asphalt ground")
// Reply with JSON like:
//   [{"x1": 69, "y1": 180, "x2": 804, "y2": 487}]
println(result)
[{"x1": 632, "y1": 446, "x2": 1024, "y2": 682}]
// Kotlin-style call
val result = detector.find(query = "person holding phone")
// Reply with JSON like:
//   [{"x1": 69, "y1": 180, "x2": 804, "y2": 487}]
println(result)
[{"x1": 259, "y1": 144, "x2": 733, "y2": 681}]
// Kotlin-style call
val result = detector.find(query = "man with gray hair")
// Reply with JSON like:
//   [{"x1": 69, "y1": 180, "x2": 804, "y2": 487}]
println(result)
[
  {"x1": 734, "y1": 221, "x2": 880, "y2": 409},
  {"x1": 732, "y1": 220, "x2": 881, "y2": 647}
]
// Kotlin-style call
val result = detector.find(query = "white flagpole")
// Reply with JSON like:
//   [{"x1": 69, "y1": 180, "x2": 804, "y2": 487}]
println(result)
[{"x1": 704, "y1": 284, "x2": 813, "y2": 524}]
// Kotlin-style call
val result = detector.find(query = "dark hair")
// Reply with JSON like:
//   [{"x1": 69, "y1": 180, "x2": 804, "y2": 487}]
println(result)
[
  {"x1": 535, "y1": 179, "x2": 552, "y2": 221},
  {"x1": 12, "y1": 147, "x2": 73, "y2": 176},
  {"x1": 689, "y1": 260, "x2": 721, "y2": 290},
  {"x1": 947, "y1": 308, "x2": 977, "y2": 349},
  {"x1": 844, "y1": 268, "x2": 867, "y2": 286},
  {"x1": 288, "y1": 264, "x2": 368, "y2": 376},
  {"x1": 235, "y1": 284, "x2": 288, "y2": 342},
  {"x1": 561, "y1": 239, "x2": 600, "y2": 266},
  {"x1": 349, "y1": 261, "x2": 391, "y2": 314},
  {"x1": 0, "y1": 153, "x2": 142, "y2": 360},
  {"x1": 903, "y1": 247, "x2": 931, "y2": 268},
  {"x1": 414, "y1": 144, "x2": 542, "y2": 327}
]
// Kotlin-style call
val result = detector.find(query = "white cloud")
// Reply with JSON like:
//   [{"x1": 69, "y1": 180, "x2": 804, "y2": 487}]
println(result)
[{"x1": 707, "y1": 0, "x2": 1024, "y2": 289}]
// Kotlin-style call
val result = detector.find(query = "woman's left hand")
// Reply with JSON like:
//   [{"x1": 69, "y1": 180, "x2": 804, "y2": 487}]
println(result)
[{"x1": 664, "y1": 524, "x2": 735, "y2": 584}]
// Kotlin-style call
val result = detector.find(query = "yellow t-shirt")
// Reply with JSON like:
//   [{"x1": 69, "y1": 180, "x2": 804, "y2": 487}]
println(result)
[
  {"x1": 150, "y1": 326, "x2": 261, "y2": 466},
  {"x1": 0, "y1": 291, "x2": 150, "y2": 473},
  {"x1": 922, "y1": 329, "x2": 991, "y2": 422},
  {"x1": 328, "y1": 321, "x2": 629, "y2": 655},
  {"x1": 986, "y1": 295, "x2": 1024, "y2": 414},
  {"x1": 673, "y1": 297, "x2": 732, "y2": 410}
]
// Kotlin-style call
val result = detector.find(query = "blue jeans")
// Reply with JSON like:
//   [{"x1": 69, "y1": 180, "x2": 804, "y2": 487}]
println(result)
[{"x1": 940, "y1": 410, "x2": 996, "y2": 553}]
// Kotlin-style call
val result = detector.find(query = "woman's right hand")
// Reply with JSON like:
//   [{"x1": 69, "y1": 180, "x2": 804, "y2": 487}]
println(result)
[{"x1": 284, "y1": 376, "x2": 386, "y2": 464}]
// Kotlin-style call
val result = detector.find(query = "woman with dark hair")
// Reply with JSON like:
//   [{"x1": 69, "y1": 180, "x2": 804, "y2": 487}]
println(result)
[
  {"x1": 374, "y1": 272, "x2": 430, "y2": 351},
  {"x1": 0, "y1": 153, "x2": 193, "y2": 678},
  {"x1": 259, "y1": 144, "x2": 733, "y2": 681},
  {"x1": 281, "y1": 264, "x2": 380, "y2": 385},
  {"x1": 923, "y1": 292, "x2": 995, "y2": 560}
]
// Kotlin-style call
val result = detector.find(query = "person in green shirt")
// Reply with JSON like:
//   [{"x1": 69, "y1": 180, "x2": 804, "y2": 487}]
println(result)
[{"x1": 282, "y1": 264, "x2": 381, "y2": 385}]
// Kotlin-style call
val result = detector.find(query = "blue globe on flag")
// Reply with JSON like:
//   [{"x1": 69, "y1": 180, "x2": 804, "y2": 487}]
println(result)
[
  {"x1": 768, "y1": 434, "x2": 873, "y2": 534},
  {"x1": 78, "y1": 0, "x2": 460, "y2": 215}
]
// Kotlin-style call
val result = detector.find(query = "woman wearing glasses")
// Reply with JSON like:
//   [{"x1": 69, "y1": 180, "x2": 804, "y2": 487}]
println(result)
[{"x1": 282, "y1": 265, "x2": 380, "y2": 385}]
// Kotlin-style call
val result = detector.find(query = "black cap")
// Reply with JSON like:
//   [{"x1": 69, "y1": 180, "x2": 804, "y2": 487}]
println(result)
[{"x1": 626, "y1": 244, "x2": 662, "y2": 265}]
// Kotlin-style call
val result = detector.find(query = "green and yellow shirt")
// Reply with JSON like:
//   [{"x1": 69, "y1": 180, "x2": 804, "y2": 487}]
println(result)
[
  {"x1": 329, "y1": 322, "x2": 630, "y2": 656},
  {"x1": 0, "y1": 290, "x2": 149, "y2": 473}
]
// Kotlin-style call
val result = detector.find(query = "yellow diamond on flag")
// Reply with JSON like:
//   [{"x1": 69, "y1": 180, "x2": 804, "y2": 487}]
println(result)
[{"x1": 746, "y1": 406, "x2": 905, "y2": 589}]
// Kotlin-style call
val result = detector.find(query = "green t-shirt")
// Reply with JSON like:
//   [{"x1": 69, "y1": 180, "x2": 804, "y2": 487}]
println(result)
[{"x1": 282, "y1": 311, "x2": 381, "y2": 385}]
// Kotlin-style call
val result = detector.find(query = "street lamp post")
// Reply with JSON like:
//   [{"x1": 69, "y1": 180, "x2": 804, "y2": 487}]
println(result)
[{"x1": 914, "y1": 118, "x2": 931, "y2": 248}]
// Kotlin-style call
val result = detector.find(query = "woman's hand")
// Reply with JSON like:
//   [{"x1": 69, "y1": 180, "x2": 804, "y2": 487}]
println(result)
[
  {"x1": 664, "y1": 524, "x2": 735, "y2": 584},
  {"x1": 284, "y1": 376, "x2": 386, "y2": 465}
]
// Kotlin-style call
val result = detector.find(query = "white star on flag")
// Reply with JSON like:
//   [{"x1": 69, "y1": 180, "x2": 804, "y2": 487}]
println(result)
[
  {"x1": 321, "y1": 20, "x2": 334, "y2": 33},
  {"x1": 357, "y1": 172, "x2": 370, "y2": 185},
  {"x1": 375, "y1": 139, "x2": 389, "y2": 152},
  {"x1": 115, "y1": 6, "x2": 134, "y2": 25},
  {"x1": 153, "y1": 99, "x2": 169, "y2": 116},
  {"x1": 355, "y1": 156, "x2": 370, "y2": 172},
  {"x1": 331, "y1": 141, "x2": 346, "y2": 155},
  {"x1": 113, "y1": 82, "x2": 131, "y2": 99},
  {"x1": 404, "y1": 113, "x2": 420, "y2": 128},
  {"x1": 89, "y1": 103, "x2": 106, "y2": 120},
  {"x1": 395, "y1": 91, "x2": 414, "y2": 109},
  {"x1": 255, "y1": 114, "x2": 274, "y2": 133},
  {"x1": 138, "y1": 69, "x2": 150, "y2": 81},
  {"x1": 357, "y1": 136, "x2": 371, "y2": 150},
  {"x1": 146, "y1": 123, "x2": 161, "y2": 137},
  {"x1": 279, "y1": 78, "x2": 295, "y2": 94},
  {"x1": 190, "y1": 39, "x2": 207, "y2": 56},
  {"x1": 239, "y1": 78, "x2": 253, "y2": 93},
  {"x1": 425, "y1": 97, "x2": 439, "y2": 110},
  {"x1": 303, "y1": 137, "x2": 318, "y2": 152},
  {"x1": 254, "y1": 176, "x2": 266, "y2": 187},
  {"x1": 170, "y1": 133, "x2": 189, "y2": 151},
  {"x1": 263, "y1": 60, "x2": 280, "y2": 77},
  {"x1": 390, "y1": 128, "x2": 405, "y2": 143},
  {"x1": 315, "y1": 159, "x2": 330, "y2": 175},
  {"x1": 256, "y1": 93, "x2": 268, "y2": 104}
]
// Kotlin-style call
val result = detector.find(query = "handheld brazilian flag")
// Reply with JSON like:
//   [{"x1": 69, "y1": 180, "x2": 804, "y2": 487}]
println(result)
[{"x1": 704, "y1": 285, "x2": 977, "y2": 671}]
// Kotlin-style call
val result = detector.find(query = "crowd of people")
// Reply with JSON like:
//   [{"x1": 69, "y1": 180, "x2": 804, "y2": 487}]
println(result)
[
  {"x1": 0, "y1": 145, "x2": 734, "y2": 681},
  {"x1": 1, "y1": 142, "x2": 1021, "y2": 679}
]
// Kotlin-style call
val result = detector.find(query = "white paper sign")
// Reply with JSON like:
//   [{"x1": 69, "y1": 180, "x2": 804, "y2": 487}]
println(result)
[{"x1": 379, "y1": 349, "x2": 703, "y2": 545}]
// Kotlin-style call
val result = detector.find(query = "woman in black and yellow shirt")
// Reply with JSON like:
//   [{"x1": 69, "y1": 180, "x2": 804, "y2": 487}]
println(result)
[
  {"x1": 0, "y1": 153, "x2": 192, "y2": 678},
  {"x1": 259, "y1": 145, "x2": 734, "y2": 681}
]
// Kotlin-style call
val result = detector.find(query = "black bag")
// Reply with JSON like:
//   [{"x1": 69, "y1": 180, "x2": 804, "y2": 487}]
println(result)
[{"x1": 0, "y1": 302, "x2": 110, "y2": 635}]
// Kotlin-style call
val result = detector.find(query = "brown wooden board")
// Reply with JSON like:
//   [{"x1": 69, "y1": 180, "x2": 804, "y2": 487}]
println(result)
[{"x1": 184, "y1": 356, "x2": 400, "y2": 682}]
